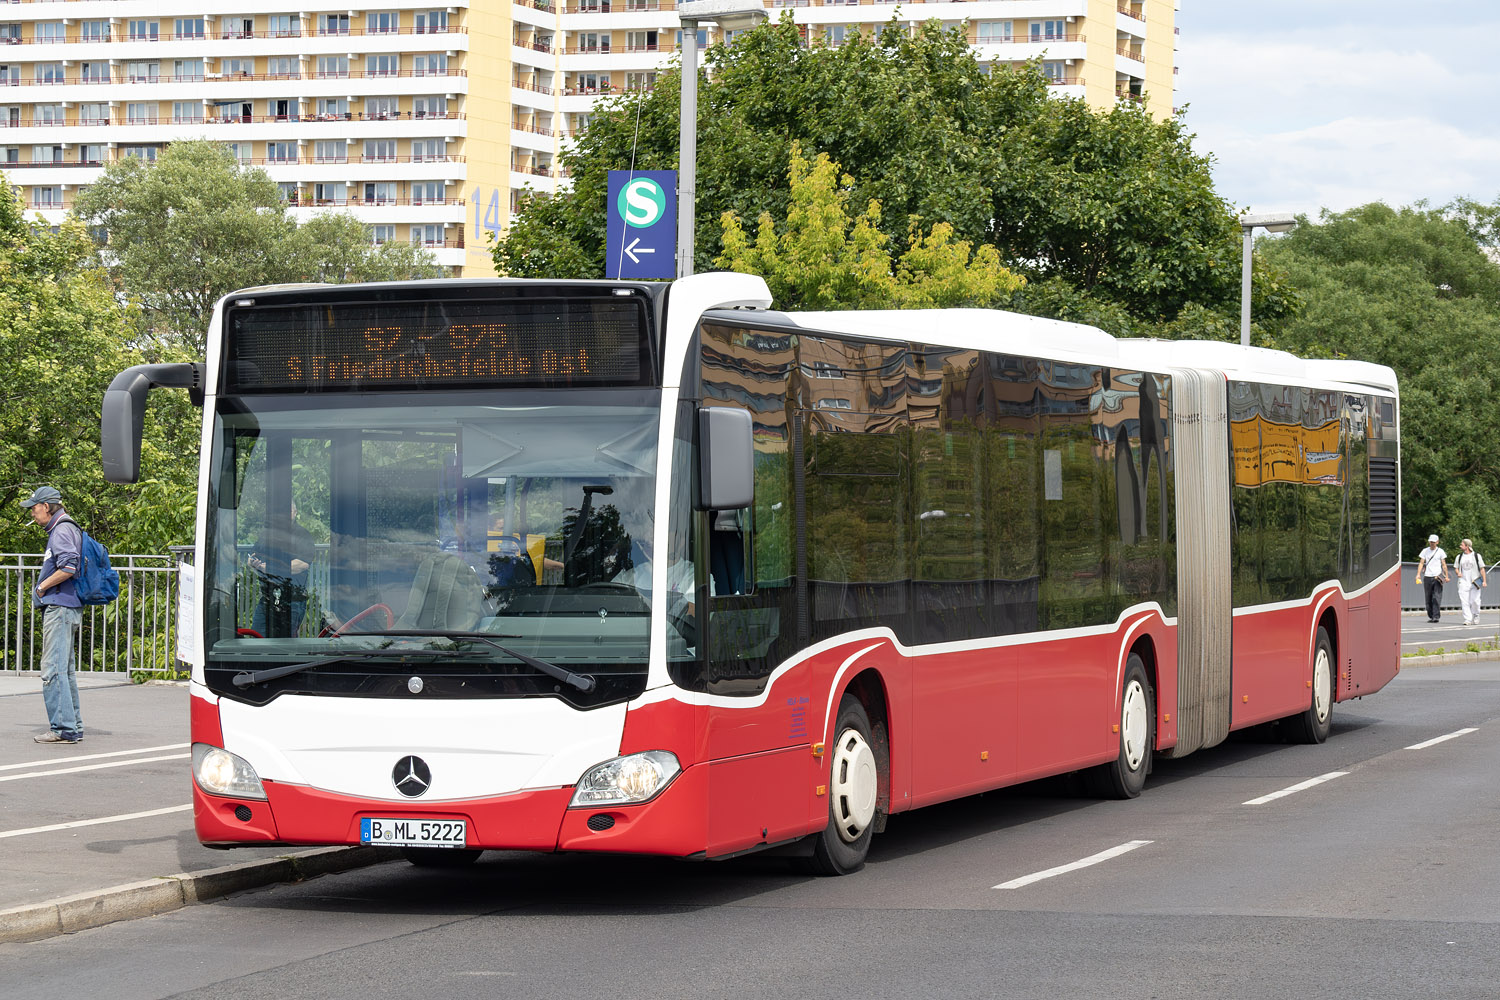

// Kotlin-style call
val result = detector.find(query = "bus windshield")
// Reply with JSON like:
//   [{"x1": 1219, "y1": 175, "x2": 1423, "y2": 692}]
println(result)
[{"x1": 202, "y1": 390, "x2": 672, "y2": 705}]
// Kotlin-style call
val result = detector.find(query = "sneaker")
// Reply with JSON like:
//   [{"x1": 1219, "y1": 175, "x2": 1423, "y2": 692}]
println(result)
[{"x1": 34, "y1": 731, "x2": 79, "y2": 744}]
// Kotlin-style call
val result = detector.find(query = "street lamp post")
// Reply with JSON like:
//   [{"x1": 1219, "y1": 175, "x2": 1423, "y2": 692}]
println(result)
[
  {"x1": 676, "y1": 0, "x2": 768, "y2": 278},
  {"x1": 1239, "y1": 212, "x2": 1296, "y2": 347}
]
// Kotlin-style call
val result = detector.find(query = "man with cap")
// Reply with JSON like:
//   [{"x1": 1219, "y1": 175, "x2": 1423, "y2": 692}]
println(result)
[
  {"x1": 21, "y1": 486, "x2": 84, "y2": 744},
  {"x1": 1415, "y1": 533, "x2": 1449, "y2": 624}
]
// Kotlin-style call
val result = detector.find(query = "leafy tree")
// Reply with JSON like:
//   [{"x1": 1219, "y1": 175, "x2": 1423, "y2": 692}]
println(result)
[
  {"x1": 716, "y1": 143, "x2": 1022, "y2": 308},
  {"x1": 0, "y1": 176, "x2": 198, "y2": 554},
  {"x1": 73, "y1": 139, "x2": 444, "y2": 352},
  {"x1": 495, "y1": 18, "x2": 1242, "y2": 325},
  {"x1": 1259, "y1": 202, "x2": 1500, "y2": 555}
]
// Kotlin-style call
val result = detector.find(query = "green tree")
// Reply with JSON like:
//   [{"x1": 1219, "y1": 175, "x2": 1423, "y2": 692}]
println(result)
[
  {"x1": 0, "y1": 176, "x2": 198, "y2": 554},
  {"x1": 73, "y1": 140, "x2": 444, "y2": 352},
  {"x1": 494, "y1": 18, "x2": 1242, "y2": 325},
  {"x1": 1259, "y1": 202, "x2": 1500, "y2": 555},
  {"x1": 716, "y1": 143, "x2": 1023, "y2": 309}
]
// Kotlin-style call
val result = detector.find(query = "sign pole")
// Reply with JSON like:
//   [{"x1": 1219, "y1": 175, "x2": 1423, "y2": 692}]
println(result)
[{"x1": 678, "y1": 17, "x2": 698, "y2": 278}]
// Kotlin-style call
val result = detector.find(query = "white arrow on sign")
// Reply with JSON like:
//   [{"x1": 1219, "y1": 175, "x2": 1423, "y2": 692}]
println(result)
[{"x1": 624, "y1": 237, "x2": 657, "y2": 264}]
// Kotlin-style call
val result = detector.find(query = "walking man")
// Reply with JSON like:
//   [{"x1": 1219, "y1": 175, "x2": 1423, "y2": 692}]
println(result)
[
  {"x1": 22, "y1": 486, "x2": 84, "y2": 744},
  {"x1": 1415, "y1": 533, "x2": 1449, "y2": 624},
  {"x1": 1454, "y1": 538, "x2": 1488, "y2": 625}
]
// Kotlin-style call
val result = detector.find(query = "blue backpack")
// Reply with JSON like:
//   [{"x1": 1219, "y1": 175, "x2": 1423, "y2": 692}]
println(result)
[{"x1": 57, "y1": 516, "x2": 120, "y2": 606}]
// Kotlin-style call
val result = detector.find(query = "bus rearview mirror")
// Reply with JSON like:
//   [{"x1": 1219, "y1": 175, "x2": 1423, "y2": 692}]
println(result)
[
  {"x1": 101, "y1": 363, "x2": 204, "y2": 484},
  {"x1": 697, "y1": 407, "x2": 753, "y2": 511}
]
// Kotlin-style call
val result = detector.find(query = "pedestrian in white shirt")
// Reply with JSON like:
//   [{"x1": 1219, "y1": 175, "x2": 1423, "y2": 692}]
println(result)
[
  {"x1": 1415, "y1": 534, "x2": 1449, "y2": 623},
  {"x1": 1454, "y1": 538, "x2": 1488, "y2": 625}
]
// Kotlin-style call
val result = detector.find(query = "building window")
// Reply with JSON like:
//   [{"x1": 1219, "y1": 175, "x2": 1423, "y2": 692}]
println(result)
[
  {"x1": 319, "y1": 14, "x2": 349, "y2": 35},
  {"x1": 1042, "y1": 60, "x2": 1066, "y2": 82},
  {"x1": 36, "y1": 63, "x2": 65, "y2": 85},
  {"x1": 365, "y1": 97, "x2": 397, "y2": 120},
  {"x1": 267, "y1": 141, "x2": 296, "y2": 163},
  {"x1": 226, "y1": 143, "x2": 252, "y2": 164},
  {"x1": 366, "y1": 55, "x2": 399, "y2": 78},
  {"x1": 174, "y1": 18, "x2": 206, "y2": 40},
  {"x1": 577, "y1": 32, "x2": 608, "y2": 53},
  {"x1": 317, "y1": 98, "x2": 350, "y2": 119},
  {"x1": 268, "y1": 57, "x2": 297, "y2": 78},
  {"x1": 367, "y1": 12, "x2": 400, "y2": 34},
  {"x1": 626, "y1": 30, "x2": 658, "y2": 52},
  {"x1": 371, "y1": 224, "x2": 396, "y2": 245},
  {"x1": 127, "y1": 62, "x2": 160, "y2": 84},
  {"x1": 412, "y1": 180, "x2": 442, "y2": 204},
  {"x1": 363, "y1": 139, "x2": 397, "y2": 162},
  {"x1": 35, "y1": 22, "x2": 65, "y2": 44},
  {"x1": 676, "y1": 28, "x2": 708, "y2": 50},
  {"x1": 412, "y1": 139, "x2": 444, "y2": 163},
  {"x1": 32, "y1": 186, "x2": 63, "y2": 208},
  {"x1": 1031, "y1": 20, "x2": 1067, "y2": 42},
  {"x1": 79, "y1": 144, "x2": 104, "y2": 165},
  {"x1": 313, "y1": 140, "x2": 346, "y2": 163},
  {"x1": 411, "y1": 224, "x2": 443, "y2": 246},
  {"x1": 977, "y1": 21, "x2": 1013, "y2": 44},
  {"x1": 32, "y1": 144, "x2": 63, "y2": 163},
  {"x1": 269, "y1": 15, "x2": 297, "y2": 38},
  {"x1": 1, "y1": 24, "x2": 21, "y2": 45},
  {"x1": 224, "y1": 58, "x2": 253, "y2": 78},
  {"x1": 415, "y1": 11, "x2": 448, "y2": 34},
  {"x1": 172, "y1": 101, "x2": 202, "y2": 123},
  {"x1": 413, "y1": 96, "x2": 446, "y2": 118},
  {"x1": 313, "y1": 182, "x2": 346, "y2": 205},
  {"x1": 223, "y1": 17, "x2": 254, "y2": 40},
  {"x1": 126, "y1": 102, "x2": 157, "y2": 124},
  {"x1": 625, "y1": 71, "x2": 656, "y2": 92},
  {"x1": 34, "y1": 104, "x2": 65, "y2": 125},
  {"x1": 277, "y1": 182, "x2": 299, "y2": 203},
  {"x1": 128, "y1": 20, "x2": 160, "y2": 41},
  {"x1": 122, "y1": 145, "x2": 159, "y2": 161},
  {"x1": 364, "y1": 182, "x2": 397, "y2": 204},
  {"x1": 81, "y1": 62, "x2": 110, "y2": 84},
  {"x1": 413, "y1": 53, "x2": 446, "y2": 76},
  {"x1": 317, "y1": 56, "x2": 349, "y2": 79},
  {"x1": 80, "y1": 21, "x2": 110, "y2": 43},
  {"x1": 173, "y1": 59, "x2": 205, "y2": 82},
  {"x1": 79, "y1": 103, "x2": 108, "y2": 125}
]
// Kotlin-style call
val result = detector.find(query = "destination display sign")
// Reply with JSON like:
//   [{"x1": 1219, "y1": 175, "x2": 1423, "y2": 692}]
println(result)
[{"x1": 225, "y1": 295, "x2": 652, "y2": 393}]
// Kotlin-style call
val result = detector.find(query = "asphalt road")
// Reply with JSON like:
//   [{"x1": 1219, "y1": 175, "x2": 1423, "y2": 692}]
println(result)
[{"x1": 3, "y1": 657, "x2": 1500, "y2": 999}]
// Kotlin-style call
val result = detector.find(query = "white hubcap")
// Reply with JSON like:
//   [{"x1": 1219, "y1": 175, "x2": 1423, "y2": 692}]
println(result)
[
  {"x1": 1121, "y1": 679, "x2": 1148, "y2": 771},
  {"x1": 830, "y1": 728, "x2": 878, "y2": 843},
  {"x1": 1313, "y1": 646, "x2": 1332, "y2": 723}
]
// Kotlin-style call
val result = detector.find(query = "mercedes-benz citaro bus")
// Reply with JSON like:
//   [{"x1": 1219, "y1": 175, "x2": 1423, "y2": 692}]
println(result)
[{"x1": 101, "y1": 273, "x2": 1401, "y2": 874}]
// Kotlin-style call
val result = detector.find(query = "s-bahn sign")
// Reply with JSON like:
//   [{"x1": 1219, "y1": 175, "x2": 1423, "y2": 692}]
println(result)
[{"x1": 606, "y1": 170, "x2": 676, "y2": 281}]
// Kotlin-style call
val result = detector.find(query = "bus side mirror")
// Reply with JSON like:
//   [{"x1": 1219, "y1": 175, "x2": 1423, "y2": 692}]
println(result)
[
  {"x1": 102, "y1": 363, "x2": 204, "y2": 484},
  {"x1": 697, "y1": 407, "x2": 753, "y2": 511}
]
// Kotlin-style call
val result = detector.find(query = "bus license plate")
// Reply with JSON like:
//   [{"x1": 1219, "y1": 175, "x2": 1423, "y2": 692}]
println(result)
[{"x1": 360, "y1": 817, "x2": 467, "y2": 848}]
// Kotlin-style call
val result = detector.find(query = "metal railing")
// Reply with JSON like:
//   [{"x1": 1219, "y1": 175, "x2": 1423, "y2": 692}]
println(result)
[{"x1": 0, "y1": 552, "x2": 182, "y2": 675}]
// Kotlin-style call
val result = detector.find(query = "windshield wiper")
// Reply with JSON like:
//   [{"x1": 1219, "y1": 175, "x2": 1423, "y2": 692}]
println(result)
[
  {"x1": 231, "y1": 648, "x2": 484, "y2": 689},
  {"x1": 336, "y1": 629, "x2": 597, "y2": 693}
]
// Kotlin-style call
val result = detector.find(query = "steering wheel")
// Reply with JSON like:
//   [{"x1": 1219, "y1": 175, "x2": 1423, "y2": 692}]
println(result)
[
  {"x1": 326, "y1": 603, "x2": 395, "y2": 637},
  {"x1": 576, "y1": 581, "x2": 639, "y2": 593},
  {"x1": 665, "y1": 592, "x2": 698, "y2": 648}
]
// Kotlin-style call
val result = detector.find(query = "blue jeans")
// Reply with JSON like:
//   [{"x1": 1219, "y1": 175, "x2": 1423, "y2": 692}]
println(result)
[{"x1": 40, "y1": 604, "x2": 83, "y2": 739}]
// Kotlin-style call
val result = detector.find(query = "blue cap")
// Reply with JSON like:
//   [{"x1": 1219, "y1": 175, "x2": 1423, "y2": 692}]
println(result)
[{"x1": 20, "y1": 486, "x2": 61, "y2": 509}]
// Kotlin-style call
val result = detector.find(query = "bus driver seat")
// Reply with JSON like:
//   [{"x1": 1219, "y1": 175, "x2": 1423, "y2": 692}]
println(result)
[{"x1": 395, "y1": 551, "x2": 488, "y2": 632}]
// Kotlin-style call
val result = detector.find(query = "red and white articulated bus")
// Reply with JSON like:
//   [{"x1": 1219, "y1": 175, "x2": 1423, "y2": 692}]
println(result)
[{"x1": 102, "y1": 272, "x2": 1401, "y2": 874}]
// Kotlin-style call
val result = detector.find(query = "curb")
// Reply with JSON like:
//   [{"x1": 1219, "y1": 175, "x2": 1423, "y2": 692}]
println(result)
[
  {"x1": 1400, "y1": 651, "x2": 1500, "y2": 668},
  {"x1": 0, "y1": 845, "x2": 402, "y2": 944}
]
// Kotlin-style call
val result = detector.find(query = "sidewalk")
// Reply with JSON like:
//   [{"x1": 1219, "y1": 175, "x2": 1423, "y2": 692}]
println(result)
[{"x1": 0, "y1": 673, "x2": 392, "y2": 943}]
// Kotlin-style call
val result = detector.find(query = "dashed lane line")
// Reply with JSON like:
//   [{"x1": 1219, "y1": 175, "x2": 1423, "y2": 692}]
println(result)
[
  {"x1": 994, "y1": 840, "x2": 1153, "y2": 890},
  {"x1": 1406, "y1": 727, "x2": 1479, "y2": 750},
  {"x1": 0, "y1": 743, "x2": 190, "y2": 772},
  {"x1": 0, "y1": 804, "x2": 192, "y2": 840},
  {"x1": 1242, "y1": 771, "x2": 1348, "y2": 806},
  {"x1": 0, "y1": 753, "x2": 189, "y2": 783}
]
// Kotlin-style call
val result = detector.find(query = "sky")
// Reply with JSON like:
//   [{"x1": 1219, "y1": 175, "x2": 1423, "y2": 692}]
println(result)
[{"x1": 1173, "y1": 1, "x2": 1500, "y2": 219}]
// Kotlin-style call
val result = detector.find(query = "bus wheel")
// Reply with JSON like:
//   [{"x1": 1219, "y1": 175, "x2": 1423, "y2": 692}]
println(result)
[
  {"x1": 401, "y1": 847, "x2": 483, "y2": 868},
  {"x1": 1090, "y1": 654, "x2": 1153, "y2": 799},
  {"x1": 800, "y1": 696, "x2": 880, "y2": 876},
  {"x1": 1285, "y1": 626, "x2": 1334, "y2": 745}
]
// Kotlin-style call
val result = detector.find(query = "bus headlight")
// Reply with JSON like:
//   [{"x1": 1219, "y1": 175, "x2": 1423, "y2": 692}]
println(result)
[
  {"x1": 192, "y1": 743, "x2": 268, "y2": 801},
  {"x1": 571, "y1": 751, "x2": 681, "y2": 806}
]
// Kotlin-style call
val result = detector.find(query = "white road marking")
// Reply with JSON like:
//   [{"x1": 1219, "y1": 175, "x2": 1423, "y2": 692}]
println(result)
[
  {"x1": 1243, "y1": 771, "x2": 1348, "y2": 806},
  {"x1": 0, "y1": 753, "x2": 189, "y2": 783},
  {"x1": 0, "y1": 742, "x2": 190, "y2": 772},
  {"x1": 994, "y1": 840, "x2": 1153, "y2": 890},
  {"x1": 0, "y1": 804, "x2": 192, "y2": 840},
  {"x1": 1406, "y1": 728, "x2": 1478, "y2": 750}
]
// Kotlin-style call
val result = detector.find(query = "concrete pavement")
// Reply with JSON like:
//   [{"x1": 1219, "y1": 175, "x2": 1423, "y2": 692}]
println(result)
[{"x1": 0, "y1": 671, "x2": 394, "y2": 943}]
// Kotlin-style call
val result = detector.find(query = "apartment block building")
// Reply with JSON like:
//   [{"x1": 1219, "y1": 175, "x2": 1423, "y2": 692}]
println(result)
[{"x1": 2, "y1": 0, "x2": 1173, "y2": 278}]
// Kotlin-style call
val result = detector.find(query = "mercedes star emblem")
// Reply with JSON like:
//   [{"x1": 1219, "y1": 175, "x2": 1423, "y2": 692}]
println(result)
[{"x1": 392, "y1": 755, "x2": 431, "y2": 797}]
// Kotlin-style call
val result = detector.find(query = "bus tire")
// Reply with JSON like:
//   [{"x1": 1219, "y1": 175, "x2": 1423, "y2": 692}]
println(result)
[
  {"x1": 1090, "y1": 654, "x2": 1153, "y2": 799},
  {"x1": 1285, "y1": 626, "x2": 1334, "y2": 745},
  {"x1": 401, "y1": 847, "x2": 483, "y2": 868},
  {"x1": 798, "y1": 696, "x2": 880, "y2": 876}
]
